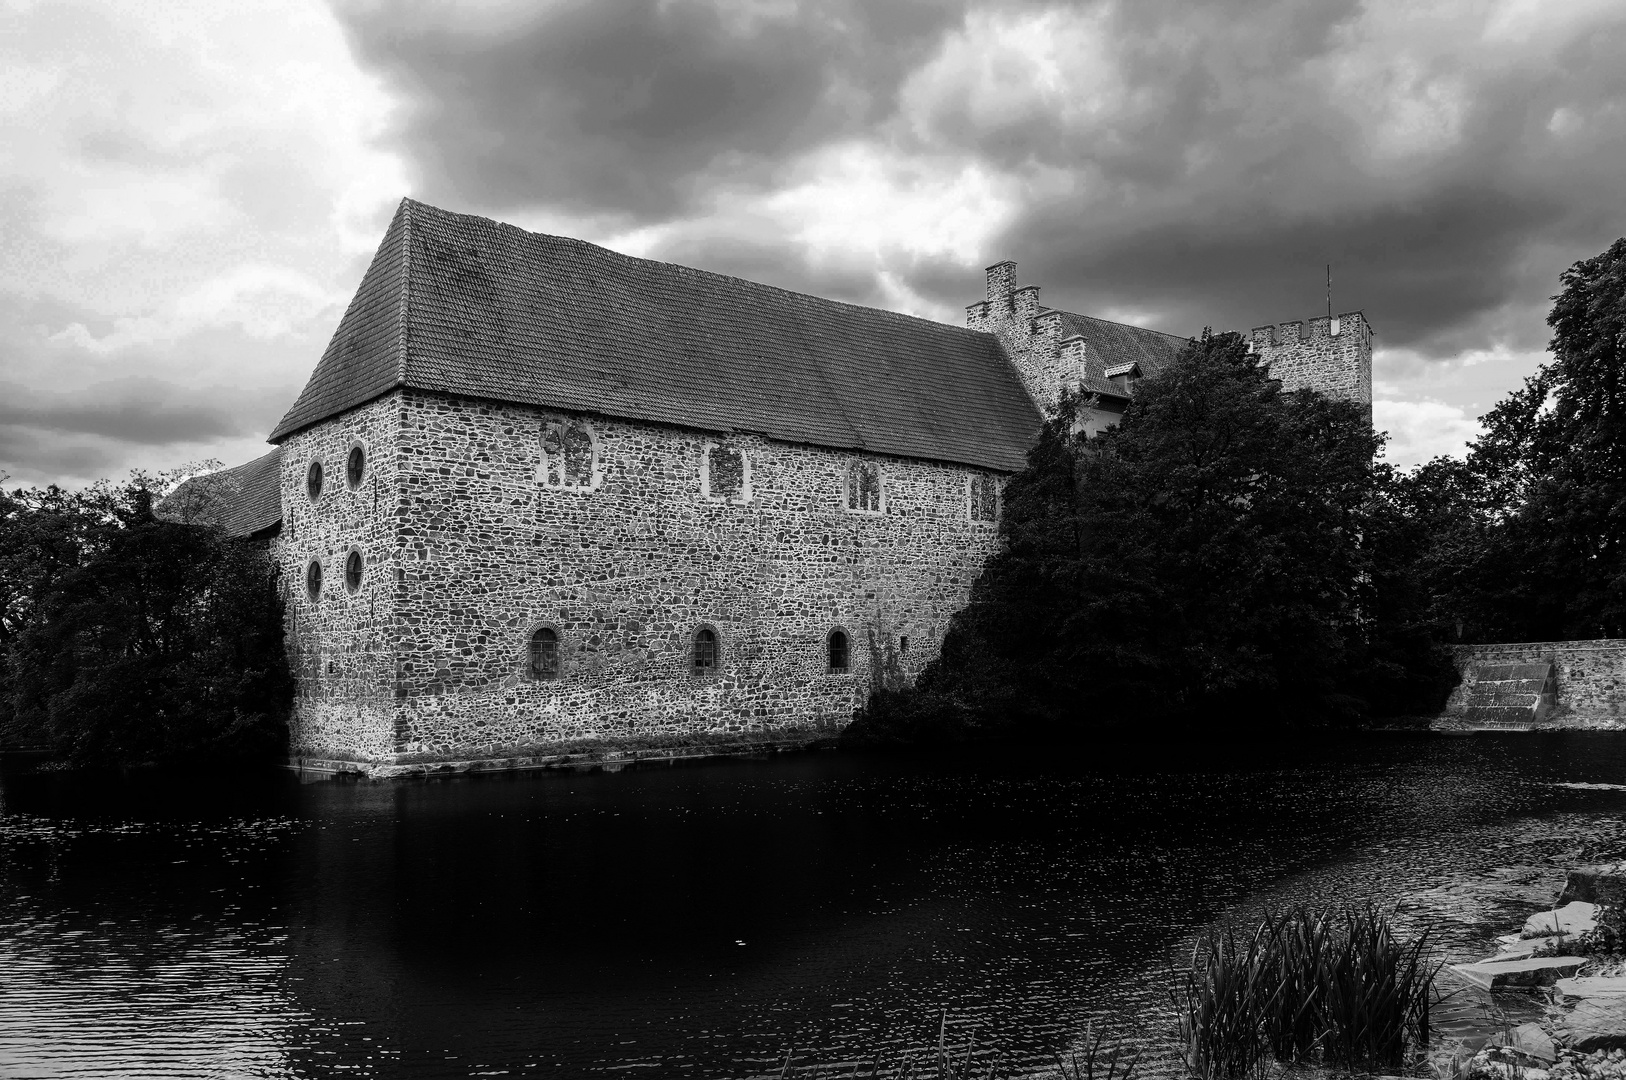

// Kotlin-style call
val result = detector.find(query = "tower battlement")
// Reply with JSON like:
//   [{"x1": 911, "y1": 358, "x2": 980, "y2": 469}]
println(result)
[{"x1": 1250, "y1": 311, "x2": 1373, "y2": 421}]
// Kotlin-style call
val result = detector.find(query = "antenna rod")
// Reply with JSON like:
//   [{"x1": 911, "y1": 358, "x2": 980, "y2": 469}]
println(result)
[{"x1": 1327, "y1": 264, "x2": 1332, "y2": 321}]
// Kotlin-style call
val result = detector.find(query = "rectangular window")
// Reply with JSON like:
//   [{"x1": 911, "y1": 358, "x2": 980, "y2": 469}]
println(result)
[
  {"x1": 970, "y1": 474, "x2": 999, "y2": 523},
  {"x1": 847, "y1": 460, "x2": 882, "y2": 513},
  {"x1": 704, "y1": 442, "x2": 748, "y2": 502}
]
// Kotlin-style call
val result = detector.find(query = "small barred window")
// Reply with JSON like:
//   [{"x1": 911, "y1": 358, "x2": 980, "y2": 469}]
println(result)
[
  {"x1": 305, "y1": 559, "x2": 322, "y2": 600},
  {"x1": 529, "y1": 627, "x2": 560, "y2": 681},
  {"x1": 344, "y1": 549, "x2": 363, "y2": 594},
  {"x1": 306, "y1": 460, "x2": 324, "y2": 503},
  {"x1": 346, "y1": 445, "x2": 366, "y2": 488},
  {"x1": 692, "y1": 626, "x2": 719, "y2": 675},
  {"x1": 827, "y1": 629, "x2": 849, "y2": 674},
  {"x1": 846, "y1": 460, "x2": 881, "y2": 513},
  {"x1": 970, "y1": 474, "x2": 999, "y2": 523},
  {"x1": 706, "y1": 443, "x2": 747, "y2": 501},
  {"x1": 540, "y1": 419, "x2": 598, "y2": 490}
]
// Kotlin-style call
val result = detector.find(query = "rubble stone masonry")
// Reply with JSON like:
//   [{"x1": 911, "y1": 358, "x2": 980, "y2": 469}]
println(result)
[
  {"x1": 278, "y1": 389, "x2": 1005, "y2": 768},
  {"x1": 1447, "y1": 640, "x2": 1626, "y2": 726},
  {"x1": 1250, "y1": 314, "x2": 1374, "y2": 423}
]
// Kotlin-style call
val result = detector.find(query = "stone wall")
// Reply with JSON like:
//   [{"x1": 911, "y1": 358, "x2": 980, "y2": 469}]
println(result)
[
  {"x1": 966, "y1": 264, "x2": 1073, "y2": 415},
  {"x1": 1446, "y1": 640, "x2": 1626, "y2": 725},
  {"x1": 277, "y1": 394, "x2": 405, "y2": 762},
  {"x1": 970, "y1": 262, "x2": 1374, "y2": 422},
  {"x1": 282, "y1": 389, "x2": 1006, "y2": 766},
  {"x1": 1250, "y1": 313, "x2": 1373, "y2": 422}
]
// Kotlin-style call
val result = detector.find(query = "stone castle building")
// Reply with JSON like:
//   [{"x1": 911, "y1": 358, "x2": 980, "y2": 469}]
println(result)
[{"x1": 196, "y1": 199, "x2": 1372, "y2": 776}]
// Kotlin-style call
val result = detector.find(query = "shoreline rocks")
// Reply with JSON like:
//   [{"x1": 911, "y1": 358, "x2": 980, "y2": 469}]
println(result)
[{"x1": 1458, "y1": 892, "x2": 1626, "y2": 1080}]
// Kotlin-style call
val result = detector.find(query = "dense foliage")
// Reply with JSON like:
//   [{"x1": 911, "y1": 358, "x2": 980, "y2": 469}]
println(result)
[
  {"x1": 848, "y1": 330, "x2": 1456, "y2": 742},
  {"x1": 1399, "y1": 237, "x2": 1626, "y2": 642},
  {"x1": 0, "y1": 475, "x2": 291, "y2": 767}
]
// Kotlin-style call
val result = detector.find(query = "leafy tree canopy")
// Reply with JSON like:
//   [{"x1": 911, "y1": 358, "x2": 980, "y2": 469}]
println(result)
[
  {"x1": 0, "y1": 471, "x2": 291, "y2": 768},
  {"x1": 1396, "y1": 236, "x2": 1626, "y2": 642},
  {"x1": 849, "y1": 331, "x2": 1455, "y2": 744}
]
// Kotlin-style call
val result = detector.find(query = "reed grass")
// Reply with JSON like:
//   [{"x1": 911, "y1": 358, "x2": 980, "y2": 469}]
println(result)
[{"x1": 1176, "y1": 903, "x2": 1436, "y2": 1079}]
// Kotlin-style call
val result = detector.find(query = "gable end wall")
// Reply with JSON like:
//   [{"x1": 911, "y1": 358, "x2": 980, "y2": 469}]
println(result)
[{"x1": 278, "y1": 393, "x2": 406, "y2": 762}]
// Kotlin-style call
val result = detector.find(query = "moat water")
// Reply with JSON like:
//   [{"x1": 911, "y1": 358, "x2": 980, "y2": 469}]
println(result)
[{"x1": 3, "y1": 733, "x2": 1626, "y2": 1078}]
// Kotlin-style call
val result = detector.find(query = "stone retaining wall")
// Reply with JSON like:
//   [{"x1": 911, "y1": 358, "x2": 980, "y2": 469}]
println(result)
[{"x1": 1446, "y1": 640, "x2": 1626, "y2": 727}]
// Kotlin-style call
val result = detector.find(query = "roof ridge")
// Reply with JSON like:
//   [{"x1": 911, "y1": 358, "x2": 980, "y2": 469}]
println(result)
[{"x1": 1053, "y1": 306, "x2": 1190, "y2": 343}]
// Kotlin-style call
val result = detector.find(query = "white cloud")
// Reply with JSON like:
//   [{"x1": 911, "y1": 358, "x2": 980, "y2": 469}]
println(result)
[
  {"x1": 0, "y1": 0, "x2": 411, "y2": 485},
  {"x1": 1375, "y1": 399, "x2": 1481, "y2": 467},
  {"x1": 49, "y1": 265, "x2": 343, "y2": 354}
]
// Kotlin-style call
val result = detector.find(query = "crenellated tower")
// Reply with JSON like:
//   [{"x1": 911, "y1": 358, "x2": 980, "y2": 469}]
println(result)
[
  {"x1": 1249, "y1": 313, "x2": 1373, "y2": 423},
  {"x1": 965, "y1": 261, "x2": 1076, "y2": 415}
]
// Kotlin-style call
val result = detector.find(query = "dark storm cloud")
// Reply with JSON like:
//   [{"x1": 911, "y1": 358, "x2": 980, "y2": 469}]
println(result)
[
  {"x1": 334, "y1": 0, "x2": 1626, "y2": 361},
  {"x1": 0, "y1": 377, "x2": 251, "y2": 446},
  {"x1": 974, "y1": 0, "x2": 1626, "y2": 354},
  {"x1": 333, "y1": 0, "x2": 975, "y2": 222}
]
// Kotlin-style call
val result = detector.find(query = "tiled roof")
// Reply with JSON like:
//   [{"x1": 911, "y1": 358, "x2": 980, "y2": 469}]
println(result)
[
  {"x1": 159, "y1": 448, "x2": 283, "y2": 538},
  {"x1": 1055, "y1": 311, "x2": 1189, "y2": 400},
  {"x1": 271, "y1": 199, "x2": 1042, "y2": 472}
]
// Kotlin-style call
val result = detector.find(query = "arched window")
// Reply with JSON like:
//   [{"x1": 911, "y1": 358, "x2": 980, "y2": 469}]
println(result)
[
  {"x1": 343, "y1": 549, "x2": 363, "y2": 594},
  {"x1": 346, "y1": 444, "x2": 366, "y2": 489},
  {"x1": 539, "y1": 419, "x2": 599, "y2": 490},
  {"x1": 827, "y1": 629, "x2": 849, "y2": 674},
  {"x1": 846, "y1": 459, "x2": 881, "y2": 513},
  {"x1": 970, "y1": 473, "x2": 998, "y2": 523},
  {"x1": 306, "y1": 459, "x2": 324, "y2": 503},
  {"x1": 305, "y1": 558, "x2": 322, "y2": 600},
  {"x1": 692, "y1": 626, "x2": 719, "y2": 676},
  {"x1": 528, "y1": 627, "x2": 560, "y2": 681}
]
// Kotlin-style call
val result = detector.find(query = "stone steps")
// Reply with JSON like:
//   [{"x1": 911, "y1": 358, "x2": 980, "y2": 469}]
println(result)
[{"x1": 1457, "y1": 660, "x2": 1558, "y2": 727}]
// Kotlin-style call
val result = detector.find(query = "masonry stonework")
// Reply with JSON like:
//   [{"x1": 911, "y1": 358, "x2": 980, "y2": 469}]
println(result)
[
  {"x1": 972, "y1": 261, "x2": 1374, "y2": 422},
  {"x1": 967, "y1": 266, "x2": 1076, "y2": 414},
  {"x1": 1250, "y1": 313, "x2": 1374, "y2": 422},
  {"x1": 1444, "y1": 640, "x2": 1626, "y2": 727},
  {"x1": 279, "y1": 388, "x2": 1003, "y2": 769},
  {"x1": 276, "y1": 393, "x2": 405, "y2": 762}
]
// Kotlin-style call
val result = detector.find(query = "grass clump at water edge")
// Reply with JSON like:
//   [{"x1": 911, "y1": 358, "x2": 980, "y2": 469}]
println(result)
[{"x1": 1178, "y1": 903, "x2": 1437, "y2": 1079}]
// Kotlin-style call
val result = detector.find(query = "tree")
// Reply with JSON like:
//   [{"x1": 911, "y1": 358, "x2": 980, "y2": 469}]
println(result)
[
  {"x1": 1411, "y1": 236, "x2": 1626, "y2": 642},
  {"x1": 1, "y1": 476, "x2": 291, "y2": 766},
  {"x1": 848, "y1": 331, "x2": 1450, "y2": 743}
]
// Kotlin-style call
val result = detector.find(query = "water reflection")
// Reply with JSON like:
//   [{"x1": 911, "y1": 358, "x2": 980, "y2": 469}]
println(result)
[{"x1": 3, "y1": 734, "x2": 1625, "y2": 1077}]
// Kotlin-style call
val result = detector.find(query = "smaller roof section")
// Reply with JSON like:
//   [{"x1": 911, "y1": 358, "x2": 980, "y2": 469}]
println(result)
[
  {"x1": 1056, "y1": 311, "x2": 1189, "y2": 400},
  {"x1": 159, "y1": 448, "x2": 283, "y2": 538}
]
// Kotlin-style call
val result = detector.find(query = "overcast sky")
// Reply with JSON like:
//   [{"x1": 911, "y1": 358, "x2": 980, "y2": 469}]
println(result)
[{"x1": 4, "y1": 0, "x2": 1626, "y2": 485}]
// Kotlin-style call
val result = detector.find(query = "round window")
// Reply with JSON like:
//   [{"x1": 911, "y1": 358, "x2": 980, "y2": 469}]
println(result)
[
  {"x1": 344, "y1": 549, "x2": 363, "y2": 593},
  {"x1": 346, "y1": 445, "x2": 365, "y2": 488},
  {"x1": 305, "y1": 559, "x2": 322, "y2": 600},
  {"x1": 306, "y1": 459, "x2": 324, "y2": 502}
]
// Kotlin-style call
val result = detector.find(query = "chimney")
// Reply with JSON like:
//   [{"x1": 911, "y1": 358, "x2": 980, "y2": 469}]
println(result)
[
  {"x1": 986, "y1": 261, "x2": 1017, "y2": 308},
  {"x1": 1013, "y1": 284, "x2": 1041, "y2": 323},
  {"x1": 1060, "y1": 334, "x2": 1086, "y2": 382}
]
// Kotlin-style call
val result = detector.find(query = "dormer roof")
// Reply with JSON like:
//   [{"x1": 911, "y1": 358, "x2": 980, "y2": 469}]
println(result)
[
  {"x1": 1053, "y1": 311, "x2": 1187, "y2": 401},
  {"x1": 270, "y1": 199, "x2": 1042, "y2": 473}
]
